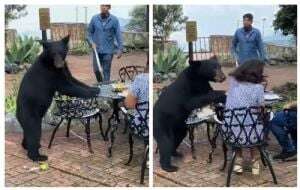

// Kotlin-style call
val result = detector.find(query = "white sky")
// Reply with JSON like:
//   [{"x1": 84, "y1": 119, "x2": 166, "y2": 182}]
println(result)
[
  {"x1": 170, "y1": 5, "x2": 283, "y2": 49},
  {"x1": 8, "y1": 5, "x2": 135, "y2": 37}
]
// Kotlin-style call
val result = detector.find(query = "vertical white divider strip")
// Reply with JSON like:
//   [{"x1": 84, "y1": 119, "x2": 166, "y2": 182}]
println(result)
[{"x1": 148, "y1": 3, "x2": 154, "y2": 188}]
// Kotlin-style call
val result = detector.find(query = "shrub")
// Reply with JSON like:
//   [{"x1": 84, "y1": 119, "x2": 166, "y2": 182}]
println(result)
[
  {"x1": 5, "y1": 77, "x2": 21, "y2": 114},
  {"x1": 5, "y1": 35, "x2": 41, "y2": 66},
  {"x1": 272, "y1": 82, "x2": 297, "y2": 111},
  {"x1": 154, "y1": 46, "x2": 187, "y2": 75},
  {"x1": 70, "y1": 41, "x2": 90, "y2": 55}
]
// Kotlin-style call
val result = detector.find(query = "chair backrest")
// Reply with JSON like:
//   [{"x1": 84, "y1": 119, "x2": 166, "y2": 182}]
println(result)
[
  {"x1": 215, "y1": 104, "x2": 271, "y2": 148},
  {"x1": 53, "y1": 93, "x2": 98, "y2": 118},
  {"x1": 131, "y1": 101, "x2": 149, "y2": 138},
  {"x1": 119, "y1": 66, "x2": 145, "y2": 82}
]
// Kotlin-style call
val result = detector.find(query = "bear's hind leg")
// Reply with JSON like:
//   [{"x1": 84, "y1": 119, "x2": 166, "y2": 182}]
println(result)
[
  {"x1": 157, "y1": 134, "x2": 178, "y2": 172},
  {"x1": 22, "y1": 136, "x2": 41, "y2": 150},
  {"x1": 172, "y1": 125, "x2": 187, "y2": 157},
  {"x1": 23, "y1": 116, "x2": 48, "y2": 161}
]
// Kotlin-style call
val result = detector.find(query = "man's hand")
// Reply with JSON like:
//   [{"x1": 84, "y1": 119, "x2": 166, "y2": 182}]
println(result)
[
  {"x1": 116, "y1": 51, "x2": 122, "y2": 59},
  {"x1": 92, "y1": 43, "x2": 97, "y2": 50}
]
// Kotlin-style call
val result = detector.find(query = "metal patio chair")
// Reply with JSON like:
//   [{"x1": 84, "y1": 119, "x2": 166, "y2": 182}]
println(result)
[
  {"x1": 48, "y1": 94, "x2": 104, "y2": 153},
  {"x1": 121, "y1": 101, "x2": 149, "y2": 184},
  {"x1": 212, "y1": 104, "x2": 277, "y2": 186}
]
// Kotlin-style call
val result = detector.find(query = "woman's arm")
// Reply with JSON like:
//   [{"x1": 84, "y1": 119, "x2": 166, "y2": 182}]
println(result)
[{"x1": 124, "y1": 91, "x2": 138, "y2": 109}]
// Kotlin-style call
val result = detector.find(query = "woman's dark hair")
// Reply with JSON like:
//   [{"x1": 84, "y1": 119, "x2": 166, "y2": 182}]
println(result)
[
  {"x1": 243, "y1": 13, "x2": 253, "y2": 21},
  {"x1": 229, "y1": 59, "x2": 265, "y2": 83}
]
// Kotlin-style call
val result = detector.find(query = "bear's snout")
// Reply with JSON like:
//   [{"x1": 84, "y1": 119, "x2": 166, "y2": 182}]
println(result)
[{"x1": 214, "y1": 69, "x2": 226, "y2": 82}]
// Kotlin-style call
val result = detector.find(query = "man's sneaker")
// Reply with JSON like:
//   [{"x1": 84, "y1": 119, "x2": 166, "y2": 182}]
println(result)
[
  {"x1": 273, "y1": 151, "x2": 297, "y2": 160},
  {"x1": 233, "y1": 157, "x2": 243, "y2": 174},
  {"x1": 251, "y1": 159, "x2": 260, "y2": 175}
]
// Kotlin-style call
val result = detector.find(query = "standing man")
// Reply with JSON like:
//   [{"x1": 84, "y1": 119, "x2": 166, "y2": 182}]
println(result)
[
  {"x1": 87, "y1": 5, "x2": 123, "y2": 82},
  {"x1": 231, "y1": 13, "x2": 267, "y2": 65}
]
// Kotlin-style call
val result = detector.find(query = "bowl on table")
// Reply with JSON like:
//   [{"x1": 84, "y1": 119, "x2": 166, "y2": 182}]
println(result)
[{"x1": 111, "y1": 82, "x2": 127, "y2": 92}]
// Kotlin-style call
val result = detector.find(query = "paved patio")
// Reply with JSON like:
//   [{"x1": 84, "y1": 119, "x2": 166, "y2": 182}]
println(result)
[
  {"x1": 154, "y1": 126, "x2": 297, "y2": 187},
  {"x1": 6, "y1": 118, "x2": 148, "y2": 187}
]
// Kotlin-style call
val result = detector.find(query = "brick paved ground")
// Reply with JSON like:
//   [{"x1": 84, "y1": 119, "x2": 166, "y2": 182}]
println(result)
[
  {"x1": 5, "y1": 52, "x2": 148, "y2": 187},
  {"x1": 153, "y1": 64, "x2": 297, "y2": 187},
  {"x1": 154, "y1": 122, "x2": 297, "y2": 187},
  {"x1": 6, "y1": 118, "x2": 148, "y2": 187}
]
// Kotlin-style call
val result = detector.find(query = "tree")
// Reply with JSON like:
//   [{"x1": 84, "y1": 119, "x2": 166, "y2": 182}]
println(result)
[
  {"x1": 126, "y1": 5, "x2": 148, "y2": 32},
  {"x1": 273, "y1": 5, "x2": 297, "y2": 37},
  {"x1": 153, "y1": 5, "x2": 188, "y2": 41},
  {"x1": 5, "y1": 5, "x2": 28, "y2": 27}
]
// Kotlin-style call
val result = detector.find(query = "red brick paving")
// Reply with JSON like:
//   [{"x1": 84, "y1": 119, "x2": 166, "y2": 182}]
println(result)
[
  {"x1": 212, "y1": 64, "x2": 297, "y2": 91},
  {"x1": 6, "y1": 121, "x2": 148, "y2": 187},
  {"x1": 154, "y1": 124, "x2": 297, "y2": 187}
]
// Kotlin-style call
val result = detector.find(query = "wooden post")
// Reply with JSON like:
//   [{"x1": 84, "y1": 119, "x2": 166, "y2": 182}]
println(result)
[
  {"x1": 188, "y1": 42, "x2": 193, "y2": 63},
  {"x1": 39, "y1": 8, "x2": 50, "y2": 41},
  {"x1": 186, "y1": 21, "x2": 197, "y2": 64},
  {"x1": 42, "y1": 30, "x2": 47, "y2": 41}
]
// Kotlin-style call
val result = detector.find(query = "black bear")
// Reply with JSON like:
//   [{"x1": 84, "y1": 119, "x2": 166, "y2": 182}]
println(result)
[
  {"x1": 16, "y1": 35, "x2": 100, "y2": 161},
  {"x1": 154, "y1": 57, "x2": 227, "y2": 172}
]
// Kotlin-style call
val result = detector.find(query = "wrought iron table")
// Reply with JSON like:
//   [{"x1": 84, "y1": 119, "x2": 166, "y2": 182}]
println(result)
[{"x1": 97, "y1": 82, "x2": 131, "y2": 157}]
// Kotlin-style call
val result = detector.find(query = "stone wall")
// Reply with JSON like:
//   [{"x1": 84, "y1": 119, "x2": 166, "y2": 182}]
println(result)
[
  {"x1": 210, "y1": 35, "x2": 233, "y2": 54},
  {"x1": 203, "y1": 35, "x2": 297, "y2": 66},
  {"x1": 265, "y1": 43, "x2": 297, "y2": 65},
  {"x1": 51, "y1": 23, "x2": 148, "y2": 50},
  {"x1": 51, "y1": 23, "x2": 87, "y2": 49}
]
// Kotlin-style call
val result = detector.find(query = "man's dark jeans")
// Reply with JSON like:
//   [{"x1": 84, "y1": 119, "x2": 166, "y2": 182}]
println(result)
[
  {"x1": 93, "y1": 53, "x2": 113, "y2": 82},
  {"x1": 270, "y1": 110, "x2": 297, "y2": 153}
]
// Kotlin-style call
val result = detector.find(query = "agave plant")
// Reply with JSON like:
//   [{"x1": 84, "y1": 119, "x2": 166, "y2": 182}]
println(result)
[
  {"x1": 5, "y1": 35, "x2": 41, "y2": 66},
  {"x1": 154, "y1": 46, "x2": 188, "y2": 75}
]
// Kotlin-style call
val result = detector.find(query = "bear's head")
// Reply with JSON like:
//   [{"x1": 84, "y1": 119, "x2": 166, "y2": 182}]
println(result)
[
  {"x1": 188, "y1": 56, "x2": 226, "y2": 83},
  {"x1": 39, "y1": 35, "x2": 70, "y2": 69}
]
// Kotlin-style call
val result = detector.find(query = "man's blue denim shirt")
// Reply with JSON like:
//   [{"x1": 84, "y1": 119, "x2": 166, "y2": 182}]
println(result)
[
  {"x1": 231, "y1": 27, "x2": 267, "y2": 64},
  {"x1": 87, "y1": 14, "x2": 123, "y2": 54}
]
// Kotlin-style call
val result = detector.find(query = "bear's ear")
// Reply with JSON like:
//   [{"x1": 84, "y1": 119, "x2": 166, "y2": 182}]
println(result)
[{"x1": 61, "y1": 35, "x2": 70, "y2": 45}]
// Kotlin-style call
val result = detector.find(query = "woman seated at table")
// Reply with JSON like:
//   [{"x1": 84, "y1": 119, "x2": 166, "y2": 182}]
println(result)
[
  {"x1": 270, "y1": 101, "x2": 297, "y2": 160},
  {"x1": 124, "y1": 62, "x2": 149, "y2": 136},
  {"x1": 225, "y1": 59, "x2": 266, "y2": 175}
]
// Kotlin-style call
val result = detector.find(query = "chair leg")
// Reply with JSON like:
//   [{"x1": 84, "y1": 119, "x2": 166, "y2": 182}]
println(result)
[
  {"x1": 125, "y1": 133, "x2": 134, "y2": 165},
  {"x1": 85, "y1": 118, "x2": 94, "y2": 153},
  {"x1": 105, "y1": 117, "x2": 113, "y2": 142},
  {"x1": 226, "y1": 150, "x2": 237, "y2": 187},
  {"x1": 140, "y1": 144, "x2": 149, "y2": 184},
  {"x1": 122, "y1": 115, "x2": 129, "y2": 134},
  {"x1": 66, "y1": 119, "x2": 72, "y2": 137},
  {"x1": 259, "y1": 147, "x2": 278, "y2": 184},
  {"x1": 259, "y1": 149, "x2": 267, "y2": 167},
  {"x1": 48, "y1": 118, "x2": 64, "y2": 149},
  {"x1": 220, "y1": 142, "x2": 228, "y2": 171},
  {"x1": 188, "y1": 126, "x2": 196, "y2": 159},
  {"x1": 208, "y1": 128, "x2": 219, "y2": 163},
  {"x1": 97, "y1": 113, "x2": 105, "y2": 141},
  {"x1": 107, "y1": 122, "x2": 117, "y2": 157}
]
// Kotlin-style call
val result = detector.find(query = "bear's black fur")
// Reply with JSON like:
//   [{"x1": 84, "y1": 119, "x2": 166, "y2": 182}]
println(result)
[
  {"x1": 154, "y1": 57, "x2": 227, "y2": 172},
  {"x1": 16, "y1": 35, "x2": 100, "y2": 161}
]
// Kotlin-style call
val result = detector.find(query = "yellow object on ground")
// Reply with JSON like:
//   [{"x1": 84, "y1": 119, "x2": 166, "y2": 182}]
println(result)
[{"x1": 39, "y1": 162, "x2": 49, "y2": 171}]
